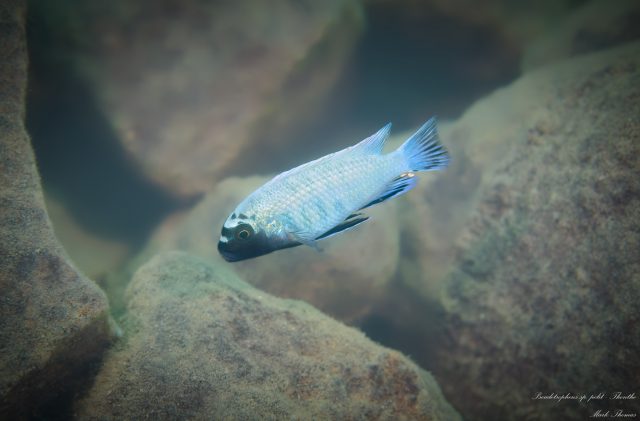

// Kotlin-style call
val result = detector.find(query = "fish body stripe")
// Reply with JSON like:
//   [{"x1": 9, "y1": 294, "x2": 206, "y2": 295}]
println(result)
[{"x1": 237, "y1": 152, "x2": 404, "y2": 240}]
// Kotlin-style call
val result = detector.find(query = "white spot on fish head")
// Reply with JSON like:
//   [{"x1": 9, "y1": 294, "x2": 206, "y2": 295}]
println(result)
[{"x1": 223, "y1": 211, "x2": 254, "y2": 230}]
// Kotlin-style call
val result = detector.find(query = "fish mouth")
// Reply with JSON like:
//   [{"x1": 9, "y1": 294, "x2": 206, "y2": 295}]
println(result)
[
  {"x1": 217, "y1": 230, "x2": 286, "y2": 262},
  {"x1": 217, "y1": 241, "x2": 242, "y2": 262}
]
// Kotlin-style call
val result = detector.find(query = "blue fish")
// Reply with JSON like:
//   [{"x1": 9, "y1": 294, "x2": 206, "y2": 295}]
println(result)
[{"x1": 218, "y1": 117, "x2": 449, "y2": 262}]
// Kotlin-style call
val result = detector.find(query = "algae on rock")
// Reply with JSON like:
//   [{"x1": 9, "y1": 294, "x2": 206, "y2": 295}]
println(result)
[
  {"x1": 417, "y1": 42, "x2": 640, "y2": 421},
  {"x1": 77, "y1": 252, "x2": 461, "y2": 420},
  {"x1": 0, "y1": 1, "x2": 113, "y2": 418}
]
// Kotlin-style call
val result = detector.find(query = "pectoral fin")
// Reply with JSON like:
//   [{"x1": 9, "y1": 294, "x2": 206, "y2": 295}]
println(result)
[{"x1": 288, "y1": 231, "x2": 323, "y2": 251}]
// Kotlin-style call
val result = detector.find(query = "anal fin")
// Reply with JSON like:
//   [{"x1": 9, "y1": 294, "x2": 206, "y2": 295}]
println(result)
[
  {"x1": 360, "y1": 173, "x2": 417, "y2": 210},
  {"x1": 315, "y1": 214, "x2": 370, "y2": 241}
]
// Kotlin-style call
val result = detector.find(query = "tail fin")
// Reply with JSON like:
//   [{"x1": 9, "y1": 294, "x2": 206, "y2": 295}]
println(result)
[{"x1": 399, "y1": 117, "x2": 449, "y2": 172}]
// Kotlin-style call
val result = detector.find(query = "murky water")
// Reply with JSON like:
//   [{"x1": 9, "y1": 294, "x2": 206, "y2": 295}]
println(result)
[{"x1": 7, "y1": 0, "x2": 639, "y2": 419}]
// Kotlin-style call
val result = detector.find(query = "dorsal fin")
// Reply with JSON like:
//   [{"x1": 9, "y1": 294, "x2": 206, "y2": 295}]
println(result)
[
  {"x1": 262, "y1": 123, "x2": 392, "y2": 191},
  {"x1": 350, "y1": 123, "x2": 391, "y2": 155},
  {"x1": 315, "y1": 214, "x2": 369, "y2": 241},
  {"x1": 360, "y1": 173, "x2": 417, "y2": 210}
]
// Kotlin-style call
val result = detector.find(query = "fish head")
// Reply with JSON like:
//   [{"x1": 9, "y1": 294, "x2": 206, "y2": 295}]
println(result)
[{"x1": 217, "y1": 212, "x2": 274, "y2": 262}]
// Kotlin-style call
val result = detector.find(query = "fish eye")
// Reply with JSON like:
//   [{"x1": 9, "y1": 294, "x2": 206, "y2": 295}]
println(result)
[{"x1": 235, "y1": 224, "x2": 254, "y2": 240}]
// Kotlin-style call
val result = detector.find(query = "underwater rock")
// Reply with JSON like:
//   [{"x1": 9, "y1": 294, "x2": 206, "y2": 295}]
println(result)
[
  {"x1": 76, "y1": 252, "x2": 461, "y2": 420},
  {"x1": 522, "y1": 0, "x2": 640, "y2": 71},
  {"x1": 421, "y1": 42, "x2": 640, "y2": 420},
  {"x1": 0, "y1": 2, "x2": 113, "y2": 418},
  {"x1": 32, "y1": 0, "x2": 362, "y2": 197},
  {"x1": 139, "y1": 176, "x2": 399, "y2": 323}
]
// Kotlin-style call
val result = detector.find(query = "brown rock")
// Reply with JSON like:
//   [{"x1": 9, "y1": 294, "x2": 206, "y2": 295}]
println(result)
[
  {"x1": 419, "y1": 42, "x2": 640, "y2": 420},
  {"x1": 76, "y1": 252, "x2": 461, "y2": 420},
  {"x1": 0, "y1": 2, "x2": 113, "y2": 418}
]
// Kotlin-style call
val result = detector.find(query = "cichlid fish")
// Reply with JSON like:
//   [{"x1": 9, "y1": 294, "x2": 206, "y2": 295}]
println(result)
[{"x1": 217, "y1": 117, "x2": 449, "y2": 262}]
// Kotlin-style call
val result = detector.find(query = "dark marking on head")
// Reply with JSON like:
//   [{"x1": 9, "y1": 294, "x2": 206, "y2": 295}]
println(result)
[
  {"x1": 239, "y1": 213, "x2": 248, "y2": 219},
  {"x1": 218, "y1": 221, "x2": 300, "y2": 262},
  {"x1": 231, "y1": 213, "x2": 237, "y2": 219}
]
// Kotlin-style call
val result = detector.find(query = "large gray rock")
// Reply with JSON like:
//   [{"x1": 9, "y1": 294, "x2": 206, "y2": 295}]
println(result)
[
  {"x1": 77, "y1": 252, "x2": 461, "y2": 420},
  {"x1": 0, "y1": 1, "x2": 113, "y2": 418},
  {"x1": 417, "y1": 42, "x2": 640, "y2": 420},
  {"x1": 33, "y1": 0, "x2": 362, "y2": 197}
]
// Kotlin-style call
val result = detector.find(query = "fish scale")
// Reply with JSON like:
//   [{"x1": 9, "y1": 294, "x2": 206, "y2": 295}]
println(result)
[{"x1": 248, "y1": 153, "x2": 402, "y2": 239}]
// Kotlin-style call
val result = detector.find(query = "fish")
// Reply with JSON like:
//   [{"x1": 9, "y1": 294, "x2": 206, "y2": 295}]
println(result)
[{"x1": 217, "y1": 117, "x2": 449, "y2": 262}]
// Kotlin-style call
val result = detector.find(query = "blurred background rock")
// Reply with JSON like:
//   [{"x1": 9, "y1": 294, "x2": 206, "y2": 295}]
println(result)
[{"x1": 30, "y1": 0, "x2": 364, "y2": 198}]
